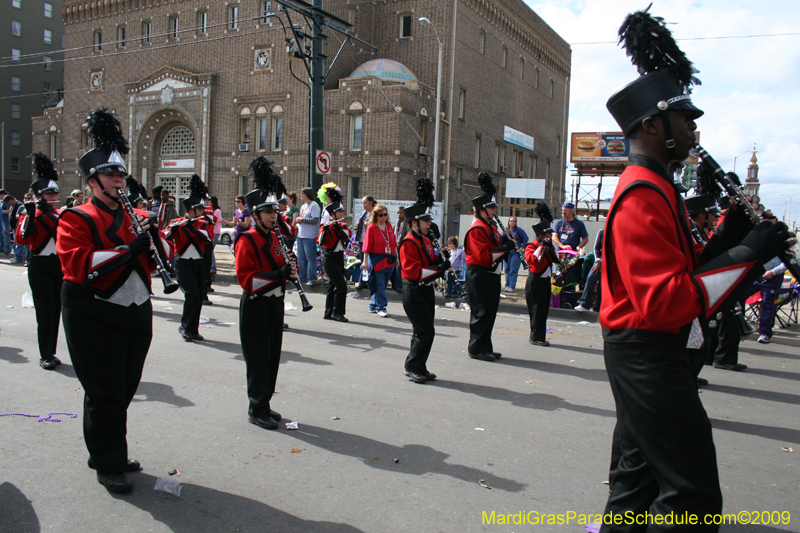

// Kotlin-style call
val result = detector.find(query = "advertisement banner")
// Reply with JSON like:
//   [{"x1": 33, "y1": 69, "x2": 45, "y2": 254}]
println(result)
[
  {"x1": 570, "y1": 132, "x2": 700, "y2": 164},
  {"x1": 504, "y1": 126, "x2": 534, "y2": 152}
]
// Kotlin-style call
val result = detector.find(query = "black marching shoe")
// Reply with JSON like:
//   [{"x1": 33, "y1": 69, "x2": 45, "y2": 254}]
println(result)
[
  {"x1": 207, "y1": 286, "x2": 215, "y2": 293},
  {"x1": 404, "y1": 370, "x2": 427, "y2": 383},
  {"x1": 88, "y1": 457, "x2": 141, "y2": 472},
  {"x1": 283, "y1": 323, "x2": 289, "y2": 330},
  {"x1": 491, "y1": 352, "x2": 502, "y2": 359},
  {"x1": 532, "y1": 340, "x2": 550, "y2": 347},
  {"x1": 39, "y1": 358, "x2": 58, "y2": 370},
  {"x1": 696, "y1": 377, "x2": 709, "y2": 386},
  {"x1": 249, "y1": 415, "x2": 279, "y2": 430},
  {"x1": 423, "y1": 371, "x2": 437, "y2": 381},
  {"x1": 191, "y1": 334, "x2": 204, "y2": 341},
  {"x1": 97, "y1": 472, "x2": 133, "y2": 493},
  {"x1": 270, "y1": 410, "x2": 282, "y2": 421},
  {"x1": 468, "y1": 352, "x2": 496, "y2": 362},
  {"x1": 714, "y1": 362, "x2": 748, "y2": 372},
  {"x1": 179, "y1": 327, "x2": 192, "y2": 342},
  {"x1": 331, "y1": 315, "x2": 349, "y2": 323},
  {"x1": 202, "y1": 299, "x2": 213, "y2": 305}
]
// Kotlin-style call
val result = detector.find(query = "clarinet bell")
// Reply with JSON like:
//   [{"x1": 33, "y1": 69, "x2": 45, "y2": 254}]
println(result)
[
  {"x1": 162, "y1": 270, "x2": 180, "y2": 294},
  {"x1": 735, "y1": 311, "x2": 757, "y2": 337}
]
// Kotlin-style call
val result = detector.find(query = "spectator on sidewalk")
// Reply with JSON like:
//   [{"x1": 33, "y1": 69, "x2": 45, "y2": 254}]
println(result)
[
  {"x1": 445, "y1": 236, "x2": 465, "y2": 297},
  {"x1": 552, "y1": 202, "x2": 588, "y2": 287},
  {"x1": 362, "y1": 203, "x2": 397, "y2": 317},
  {"x1": 295, "y1": 188, "x2": 321, "y2": 285},
  {"x1": 575, "y1": 228, "x2": 603, "y2": 312},
  {"x1": 0, "y1": 189, "x2": 9, "y2": 256},
  {"x1": 352, "y1": 196, "x2": 375, "y2": 288},
  {"x1": 223, "y1": 195, "x2": 251, "y2": 249},
  {"x1": 5, "y1": 195, "x2": 26, "y2": 264},
  {"x1": 502, "y1": 216, "x2": 528, "y2": 293}
]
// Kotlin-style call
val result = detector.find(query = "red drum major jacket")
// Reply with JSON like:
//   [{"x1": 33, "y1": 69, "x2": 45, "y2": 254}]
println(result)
[
  {"x1": 56, "y1": 199, "x2": 158, "y2": 297},
  {"x1": 165, "y1": 217, "x2": 211, "y2": 257},
  {"x1": 235, "y1": 225, "x2": 290, "y2": 296},
  {"x1": 399, "y1": 230, "x2": 444, "y2": 283},
  {"x1": 525, "y1": 239, "x2": 558, "y2": 275},
  {"x1": 15, "y1": 206, "x2": 63, "y2": 255},
  {"x1": 318, "y1": 220, "x2": 351, "y2": 251},
  {"x1": 464, "y1": 217, "x2": 508, "y2": 268}
]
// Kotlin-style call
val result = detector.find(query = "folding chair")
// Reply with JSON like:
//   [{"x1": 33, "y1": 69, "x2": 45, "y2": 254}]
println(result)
[{"x1": 775, "y1": 278, "x2": 799, "y2": 328}]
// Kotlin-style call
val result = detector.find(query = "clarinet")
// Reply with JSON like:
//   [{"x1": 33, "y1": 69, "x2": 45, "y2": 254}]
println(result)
[
  {"x1": 493, "y1": 215, "x2": 530, "y2": 270},
  {"x1": 695, "y1": 143, "x2": 800, "y2": 281},
  {"x1": 429, "y1": 234, "x2": 468, "y2": 299},
  {"x1": 116, "y1": 189, "x2": 179, "y2": 294},
  {"x1": 273, "y1": 222, "x2": 313, "y2": 312},
  {"x1": 689, "y1": 220, "x2": 755, "y2": 337}
]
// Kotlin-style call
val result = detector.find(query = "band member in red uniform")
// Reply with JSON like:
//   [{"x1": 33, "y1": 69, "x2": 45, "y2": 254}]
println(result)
[
  {"x1": 125, "y1": 175, "x2": 148, "y2": 210},
  {"x1": 58, "y1": 108, "x2": 162, "y2": 494},
  {"x1": 317, "y1": 185, "x2": 351, "y2": 322},
  {"x1": 464, "y1": 172, "x2": 515, "y2": 361},
  {"x1": 15, "y1": 153, "x2": 64, "y2": 369},
  {"x1": 524, "y1": 202, "x2": 558, "y2": 347},
  {"x1": 599, "y1": 10, "x2": 795, "y2": 529},
  {"x1": 165, "y1": 174, "x2": 212, "y2": 342},
  {"x1": 399, "y1": 179, "x2": 449, "y2": 383},
  {"x1": 236, "y1": 157, "x2": 297, "y2": 430}
]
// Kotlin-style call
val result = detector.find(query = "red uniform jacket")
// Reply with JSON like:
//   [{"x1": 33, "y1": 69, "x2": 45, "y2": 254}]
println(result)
[
  {"x1": 277, "y1": 213, "x2": 295, "y2": 240},
  {"x1": 56, "y1": 199, "x2": 157, "y2": 297},
  {"x1": 318, "y1": 220, "x2": 351, "y2": 251},
  {"x1": 165, "y1": 217, "x2": 211, "y2": 257},
  {"x1": 524, "y1": 239, "x2": 557, "y2": 275},
  {"x1": 235, "y1": 225, "x2": 290, "y2": 296},
  {"x1": 399, "y1": 230, "x2": 443, "y2": 282},
  {"x1": 600, "y1": 156, "x2": 708, "y2": 337},
  {"x1": 15, "y1": 206, "x2": 63, "y2": 255},
  {"x1": 464, "y1": 217, "x2": 508, "y2": 268}
]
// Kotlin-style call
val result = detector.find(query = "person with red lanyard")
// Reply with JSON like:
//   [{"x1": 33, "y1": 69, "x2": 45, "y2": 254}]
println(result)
[
  {"x1": 464, "y1": 172, "x2": 515, "y2": 361},
  {"x1": 236, "y1": 157, "x2": 297, "y2": 430},
  {"x1": 524, "y1": 203, "x2": 558, "y2": 347},
  {"x1": 165, "y1": 175, "x2": 212, "y2": 342},
  {"x1": 57, "y1": 108, "x2": 168, "y2": 494},
  {"x1": 317, "y1": 185, "x2": 351, "y2": 322},
  {"x1": 398, "y1": 179, "x2": 449, "y2": 383},
  {"x1": 361, "y1": 203, "x2": 397, "y2": 317},
  {"x1": 15, "y1": 153, "x2": 64, "y2": 370},
  {"x1": 599, "y1": 10, "x2": 795, "y2": 529}
]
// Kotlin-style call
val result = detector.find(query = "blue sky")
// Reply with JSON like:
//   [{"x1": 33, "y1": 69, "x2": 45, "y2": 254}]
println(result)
[{"x1": 523, "y1": 0, "x2": 800, "y2": 226}]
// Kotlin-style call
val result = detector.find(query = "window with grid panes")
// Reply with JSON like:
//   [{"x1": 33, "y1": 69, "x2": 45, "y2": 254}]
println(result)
[{"x1": 161, "y1": 126, "x2": 196, "y2": 156}]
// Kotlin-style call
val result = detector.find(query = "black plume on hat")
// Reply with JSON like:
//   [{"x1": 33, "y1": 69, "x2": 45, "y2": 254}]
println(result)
[
  {"x1": 695, "y1": 163, "x2": 723, "y2": 198},
  {"x1": 126, "y1": 174, "x2": 147, "y2": 199},
  {"x1": 325, "y1": 185, "x2": 343, "y2": 205},
  {"x1": 618, "y1": 5, "x2": 700, "y2": 90},
  {"x1": 477, "y1": 172, "x2": 497, "y2": 197},
  {"x1": 416, "y1": 178, "x2": 435, "y2": 209},
  {"x1": 189, "y1": 174, "x2": 206, "y2": 199},
  {"x1": 86, "y1": 108, "x2": 129, "y2": 155},
  {"x1": 250, "y1": 157, "x2": 285, "y2": 197},
  {"x1": 535, "y1": 202, "x2": 554, "y2": 224},
  {"x1": 725, "y1": 171, "x2": 742, "y2": 188},
  {"x1": 32, "y1": 152, "x2": 58, "y2": 183}
]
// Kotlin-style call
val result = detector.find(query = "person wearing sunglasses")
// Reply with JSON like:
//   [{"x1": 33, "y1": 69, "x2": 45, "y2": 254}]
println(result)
[
  {"x1": 223, "y1": 195, "x2": 251, "y2": 249},
  {"x1": 361, "y1": 204, "x2": 397, "y2": 317}
]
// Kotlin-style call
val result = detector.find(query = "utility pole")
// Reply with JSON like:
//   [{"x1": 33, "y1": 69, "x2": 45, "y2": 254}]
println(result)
[{"x1": 274, "y1": 0, "x2": 376, "y2": 192}]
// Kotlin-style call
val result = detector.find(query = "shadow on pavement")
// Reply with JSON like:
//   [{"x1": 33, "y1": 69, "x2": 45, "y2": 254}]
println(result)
[
  {"x1": 434, "y1": 379, "x2": 616, "y2": 418},
  {"x1": 0, "y1": 482, "x2": 39, "y2": 533},
  {"x1": 0, "y1": 346, "x2": 28, "y2": 364},
  {"x1": 703, "y1": 383, "x2": 800, "y2": 405},
  {"x1": 709, "y1": 418, "x2": 800, "y2": 445},
  {"x1": 118, "y1": 473, "x2": 362, "y2": 532},
  {"x1": 742, "y1": 367, "x2": 800, "y2": 382},
  {"x1": 497, "y1": 357, "x2": 609, "y2": 382},
  {"x1": 287, "y1": 328, "x2": 406, "y2": 353},
  {"x1": 132, "y1": 382, "x2": 195, "y2": 407},
  {"x1": 287, "y1": 424, "x2": 527, "y2": 493},
  {"x1": 229, "y1": 350, "x2": 333, "y2": 366},
  {"x1": 740, "y1": 345, "x2": 800, "y2": 361}
]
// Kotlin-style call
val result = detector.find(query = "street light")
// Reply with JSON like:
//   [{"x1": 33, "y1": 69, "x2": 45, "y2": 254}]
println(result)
[
  {"x1": 419, "y1": 17, "x2": 443, "y2": 186},
  {"x1": 732, "y1": 147, "x2": 754, "y2": 175},
  {"x1": 780, "y1": 194, "x2": 796, "y2": 226}
]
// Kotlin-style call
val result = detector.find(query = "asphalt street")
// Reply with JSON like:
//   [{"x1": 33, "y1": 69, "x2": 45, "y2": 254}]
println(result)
[{"x1": 1, "y1": 255, "x2": 798, "y2": 532}]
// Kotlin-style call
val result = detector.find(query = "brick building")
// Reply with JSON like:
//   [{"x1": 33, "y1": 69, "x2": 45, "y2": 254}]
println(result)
[
  {"x1": 3, "y1": 0, "x2": 63, "y2": 195},
  {"x1": 32, "y1": 0, "x2": 570, "y2": 233}
]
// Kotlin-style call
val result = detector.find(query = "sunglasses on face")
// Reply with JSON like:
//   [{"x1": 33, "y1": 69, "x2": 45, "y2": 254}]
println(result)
[
  {"x1": 235, "y1": 200, "x2": 242, "y2": 203},
  {"x1": 377, "y1": 213, "x2": 388, "y2": 217}
]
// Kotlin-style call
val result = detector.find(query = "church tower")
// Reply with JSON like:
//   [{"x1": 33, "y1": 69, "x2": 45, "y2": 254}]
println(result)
[{"x1": 744, "y1": 144, "x2": 760, "y2": 198}]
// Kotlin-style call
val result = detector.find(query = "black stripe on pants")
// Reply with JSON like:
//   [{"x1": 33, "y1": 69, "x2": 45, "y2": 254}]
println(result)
[
  {"x1": 600, "y1": 341, "x2": 722, "y2": 533},
  {"x1": 28, "y1": 255, "x2": 63, "y2": 359},
  {"x1": 466, "y1": 265, "x2": 500, "y2": 355},
  {"x1": 239, "y1": 293, "x2": 284, "y2": 419},
  {"x1": 525, "y1": 274, "x2": 550, "y2": 343},
  {"x1": 61, "y1": 281, "x2": 152, "y2": 475},
  {"x1": 402, "y1": 282, "x2": 435, "y2": 374},
  {"x1": 322, "y1": 250, "x2": 347, "y2": 317},
  {"x1": 175, "y1": 258, "x2": 204, "y2": 335}
]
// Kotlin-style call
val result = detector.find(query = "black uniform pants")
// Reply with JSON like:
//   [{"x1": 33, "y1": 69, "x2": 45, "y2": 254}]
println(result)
[
  {"x1": 28, "y1": 255, "x2": 63, "y2": 360},
  {"x1": 402, "y1": 281, "x2": 435, "y2": 373},
  {"x1": 601, "y1": 341, "x2": 722, "y2": 533},
  {"x1": 525, "y1": 274, "x2": 550, "y2": 343},
  {"x1": 175, "y1": 257, "x2": 204, "y2": 335},
  {"x1": 239, "y1": 292, "x2": 284, "y2": 419},
  {"x1": 713, "y1": 303, "x2": 742, "y2": 366},
  {"x1": 203, "y1": 242, "x2": 213, "y2": 290},
  {"x1": 322, "y1": 250, "x2": 346, "y2": 317},
  {"x1": 61, "y1": 281, "x2": 152, "y2": 475},
  {"x1": 466, "y1": 265, "x2": 501, "y2": 355}
]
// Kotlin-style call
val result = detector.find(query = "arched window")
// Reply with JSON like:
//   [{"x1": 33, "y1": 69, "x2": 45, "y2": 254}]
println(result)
[
  {"x1": 239, "y1": 107, "x2": 251, "y2": 144},
  {"x1": 348, "y1": 102, "x2": 363, "y2": 151},
  {"x1": 255, "y1": 106, "x2": 268, "y2": 151},
  {"x1": 161, "y1": 126, "x2": 196, "y2": 156},
  {"x1": 272, "y1": 105, "x2": 283, "y2": 151}
]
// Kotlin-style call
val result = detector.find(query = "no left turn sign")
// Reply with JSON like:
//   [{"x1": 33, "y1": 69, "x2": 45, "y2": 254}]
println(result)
[{"x1": 316, "y1": 150, "x2": 332, "y2": 175}]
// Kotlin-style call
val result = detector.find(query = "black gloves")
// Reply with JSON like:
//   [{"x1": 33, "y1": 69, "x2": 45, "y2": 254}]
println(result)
[
  {"x1": 25, "y1": 202, "x2": 37, "y2": 217},
  {"x1": 279, "y1": 263, "x2": 294, "y2": 279},
  {"x1": 493, "y1": 240, "x2": 516, "y2": 253},
  {"x1": 741, "y1": 221, "x2": 792, "y2": 264},
  {"x1": 434, "y1": 259, "x2": 451, "y2": 272},
  {"x1": 128, "y1": 232, "x2": 152, "y2": 257}
]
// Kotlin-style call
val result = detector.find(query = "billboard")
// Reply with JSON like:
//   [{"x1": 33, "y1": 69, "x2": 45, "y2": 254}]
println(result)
[{"x1": 570, "y1": 132, "x2": 701, "y2": 164}]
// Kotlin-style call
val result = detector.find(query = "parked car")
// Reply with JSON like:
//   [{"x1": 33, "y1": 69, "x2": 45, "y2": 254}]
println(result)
[{"x1": 220, "y1": 228, "x2": 235, "y2": 246}]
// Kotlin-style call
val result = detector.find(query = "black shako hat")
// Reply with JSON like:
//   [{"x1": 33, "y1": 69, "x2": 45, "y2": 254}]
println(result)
[
  {"x1": 404, "y1": 178, "x2": 435, "y2": 222},
  {"x1": 324, "y1": 185, "x2": 344, "y2": 215},
  {"x1": 125, "y1": 175, "x2": 147, "y2": 206},
  {"x1": 246, "y1": 157, "x2": 285, "y2": 213},
  {"x1": 472, "y1": 172, "x2": 498, "y2": 211},
  {"x1": 79, "y1": 108, "x2": 129, "y2": 178},
  {"x1": 532, "y1": 201, "x2": 555, "y2": 235},
  {"x1": 606, "y1": 8, "x2": 704, "y2": 137},
  {"x1": 31, "y1": 152, "x2": 60, "y2": 195},
  {"x1": 684, "y1": 194, "x2": 718, "y2": 216},
  {"x1": 182, "y1": 174, "x2": 206, "y2": 211}
]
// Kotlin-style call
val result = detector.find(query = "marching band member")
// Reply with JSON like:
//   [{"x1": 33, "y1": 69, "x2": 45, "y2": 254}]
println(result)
[
  {"x1": 125, "y1": 175, "x2": 148, "y2": 210},
  {"x1": 317, "y1": 185, "x2": 351, "y2": 322},
  {"x1": 165, "y1": 174, "x2": 212, "y2": 342},
  {"x1": 464, "y1": 172, "x2": 514, "y2": 361},
  {"x1": 15, "y1": 153, "x2": 64, "y2": 370},
  {"x1": 600, "y1": 10, "x2": 794, "y2": 528},
  {"x1": 398, "y1": 178, "x2": 448, "y2": 383},
  {"x1": 236, "y1": 157, "x2": 297, "y2": 430},
  {"x1": 57, "y1": 108, "x2": 160, "y2": 493},
  {"x1": 524, "y1": 203, "x2": 558, "y2": 347}
]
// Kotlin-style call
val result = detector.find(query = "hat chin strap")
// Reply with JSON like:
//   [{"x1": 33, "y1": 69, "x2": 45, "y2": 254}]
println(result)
[
  {"x1": 659, "y1": 111, "x2": 678, "y2": 161},
  {"x1": 90, "y1": 175, "x2": 121, "y2": 204}
]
